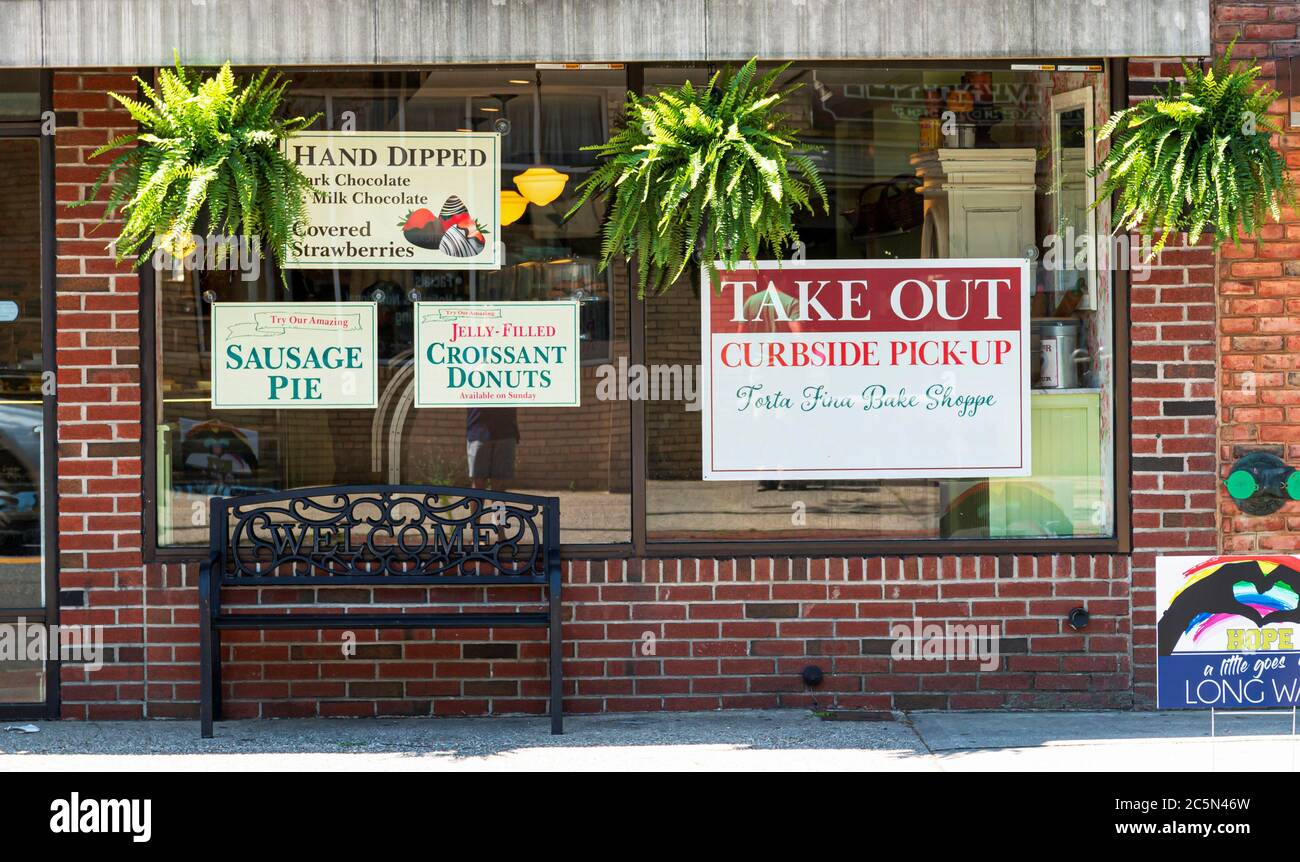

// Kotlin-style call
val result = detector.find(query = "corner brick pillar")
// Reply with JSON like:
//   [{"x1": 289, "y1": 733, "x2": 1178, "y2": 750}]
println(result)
[
  {"x1": 53, "y1": 70, "x2": 148, "y2": 719},
  {"x1": 1213, "y1": 3, "x2": 1300, "y2": 552},
  {"x1": 1124, "y1": 55, "x2": 1222, "y2": 705}
]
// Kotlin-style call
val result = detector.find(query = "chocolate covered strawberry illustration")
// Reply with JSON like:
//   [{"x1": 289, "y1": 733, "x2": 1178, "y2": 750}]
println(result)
[
  {"x1": 399, "y1": 208, "x2": 444, "y2": 249},
  {"x1": 437, "y1": 195, "x2": 486, "y2": 257}
]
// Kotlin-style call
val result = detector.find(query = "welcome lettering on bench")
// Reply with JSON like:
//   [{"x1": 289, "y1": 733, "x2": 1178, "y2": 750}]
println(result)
[
  {"x1": 251, "y1": 520, "x2": 510, "y2": 557},
  {"x1": 226, "y1": 492, "x2": 545, "y2": 579}
]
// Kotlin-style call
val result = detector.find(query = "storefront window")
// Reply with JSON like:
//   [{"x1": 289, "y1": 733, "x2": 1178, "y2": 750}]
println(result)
[
  {"x1": 645, "y1": 64, "x2": 1116, "y2": 541},
  {"x1": 0, "y1": 136, "x2": 43, "y2": 602},
  {"x1": 153, "y1": 62, "x2": 1119, "y2": 551},
  {"x1": 155, "y1": 68, "x2": 632, "y2": 546}
]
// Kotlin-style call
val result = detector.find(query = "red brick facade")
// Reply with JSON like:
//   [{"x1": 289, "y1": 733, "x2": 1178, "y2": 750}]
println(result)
[
  {"x1": 1213, "y1": 2, "x2": 1300, "y2": 554},
  {"x1": 44, "y1": 4, "x2": 1279, "y2": 720},
  {"x1": 53, "y1": 70, "x2": 149, "y2": 718}
]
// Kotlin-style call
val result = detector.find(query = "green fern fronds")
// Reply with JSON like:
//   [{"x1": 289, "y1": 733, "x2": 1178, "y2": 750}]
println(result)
[
  {"x1": 69, "y1": 52, "x2": 320, "y2": 276},
  {"x1": 1091, "y1": 40, "x2": 1294, "y2": 257},
  {"x1": 565, "y1": 58, "x2": 827, "y2": 296}
]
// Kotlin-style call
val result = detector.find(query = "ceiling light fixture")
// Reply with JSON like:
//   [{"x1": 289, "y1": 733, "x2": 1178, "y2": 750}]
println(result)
[
  {"x1": 513, "y1": 167, "x2": 569, "y2": 206},
  {"x1": 500, "y1": 190, "x2": 528, "y2": 226}
]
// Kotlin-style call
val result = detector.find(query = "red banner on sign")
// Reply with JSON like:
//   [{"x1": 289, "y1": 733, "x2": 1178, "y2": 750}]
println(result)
[{"x1": 710, "y1": 263, "x2": 1025, "y2": 334}]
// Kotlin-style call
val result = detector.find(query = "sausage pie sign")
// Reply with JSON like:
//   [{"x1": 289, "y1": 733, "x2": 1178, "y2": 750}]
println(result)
[
  {"x1": 701, "y1": 259, "x2": 1031, "y2": 480},
  {"x1": 210, "y1": 303, "x2": 378, "y2": 409}
]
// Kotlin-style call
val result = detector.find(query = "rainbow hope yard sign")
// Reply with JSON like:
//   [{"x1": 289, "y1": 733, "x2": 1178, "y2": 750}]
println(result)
[{"x1": 1156, "y1": 555, "x2": 1300, "y2": 709}]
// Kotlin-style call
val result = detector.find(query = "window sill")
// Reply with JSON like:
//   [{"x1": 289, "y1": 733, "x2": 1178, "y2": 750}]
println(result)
[{"x1": 145, "y1": 534, "x2": 1129, "y2": 565}]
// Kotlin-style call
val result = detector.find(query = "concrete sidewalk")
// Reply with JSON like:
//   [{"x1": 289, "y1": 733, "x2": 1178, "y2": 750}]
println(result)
[{"x1": 2, "y1": 709, "x2": 1299, "y2": 771}]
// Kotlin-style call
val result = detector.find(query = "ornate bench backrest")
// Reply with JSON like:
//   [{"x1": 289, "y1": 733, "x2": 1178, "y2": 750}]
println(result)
[{"x1": 209, "y1": 485, "x2": 559, "y2": 585}]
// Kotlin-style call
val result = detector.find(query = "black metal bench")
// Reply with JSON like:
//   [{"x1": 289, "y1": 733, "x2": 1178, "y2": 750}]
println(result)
[{"x1": 198, "y1": 485, "x2": 562, "y2": 738}]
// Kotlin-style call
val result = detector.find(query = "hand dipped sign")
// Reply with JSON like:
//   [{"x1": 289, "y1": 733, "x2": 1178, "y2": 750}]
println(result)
[
  {"x1": 1157, "y1": 555, "x2": 1300, "y2": 709},
  {"x1": 414, "y1": 301, "x2": 580, "y2": 407},
  {"x1": 701, "y1": 259, "x2": 1031, "y2": 480},
  {"x1": 210, "y1": 303, "x2": 378, "y2": 409},
  {"x1": 282, "y1": 131, "x2": 500, "y2": 270}
]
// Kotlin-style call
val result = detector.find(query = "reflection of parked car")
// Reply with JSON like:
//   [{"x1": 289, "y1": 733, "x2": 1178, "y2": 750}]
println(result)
[{"x1": 0, "y1": 404, "x2": 41, "y2": 553}]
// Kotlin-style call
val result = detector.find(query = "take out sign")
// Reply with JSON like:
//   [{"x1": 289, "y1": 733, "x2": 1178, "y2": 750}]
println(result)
[{"x1": 701, "y1": 258, "x2": 1031, "y2": 480}]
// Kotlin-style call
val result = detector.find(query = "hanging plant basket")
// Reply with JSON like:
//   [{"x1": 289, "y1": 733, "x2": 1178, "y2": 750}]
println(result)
[
  {"x1": 1092, "y1": 41, "x2": 1295, "y2": 256},
  {"x1": 566, "y1": 58, "x2": 827, "y2": 296},
  {"x1": 69, "y1": 53, "x2": 320, "y2": 279}
]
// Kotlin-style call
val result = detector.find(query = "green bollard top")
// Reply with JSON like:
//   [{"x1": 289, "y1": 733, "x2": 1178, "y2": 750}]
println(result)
[{"x1": 1225, "y1": 470, "x2": 1258, "y2": 501}]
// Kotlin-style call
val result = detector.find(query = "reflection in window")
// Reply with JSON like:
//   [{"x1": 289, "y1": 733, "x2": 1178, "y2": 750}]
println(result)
[{"x1": 0, "y1": 138, "x2": 44, "y2": 614}]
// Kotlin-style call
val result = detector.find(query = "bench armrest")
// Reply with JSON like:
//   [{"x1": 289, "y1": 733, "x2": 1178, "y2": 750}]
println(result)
[{"x1": 198, "y1": 549, "x2": 223, "y2": 618}]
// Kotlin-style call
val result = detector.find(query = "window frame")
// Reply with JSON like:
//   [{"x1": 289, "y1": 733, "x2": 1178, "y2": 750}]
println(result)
[{"x1": 141, "y1": 58, "x2": 1131, "y2": 563}]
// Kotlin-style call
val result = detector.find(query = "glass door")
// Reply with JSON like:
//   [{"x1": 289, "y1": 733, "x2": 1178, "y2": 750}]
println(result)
[{"x1": 0, "y1": 126, "x2": 54, "y2": 717}]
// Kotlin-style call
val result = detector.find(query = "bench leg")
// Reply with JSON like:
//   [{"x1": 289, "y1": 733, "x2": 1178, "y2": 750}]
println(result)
[
  {"x1": 211, "y1": 629, "x2": 223, "y2": 722},
  {"x1": 199, "y1": 615, "x2": 214, "y2": 739},
  {"x1": 549, "y1": 603, "x2": 563, "y2": 735}
]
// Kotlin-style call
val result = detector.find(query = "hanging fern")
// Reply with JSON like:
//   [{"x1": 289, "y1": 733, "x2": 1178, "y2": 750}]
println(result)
[
  {"x1": 1092, "y1": 41, "x2": 1294, "y2": 256},
  {"x1": 70, "y1": 54, "x2": 319, "y2": 271},
  {"x1": 565, "y1": 58, "x2": 827, "y2": 296}
]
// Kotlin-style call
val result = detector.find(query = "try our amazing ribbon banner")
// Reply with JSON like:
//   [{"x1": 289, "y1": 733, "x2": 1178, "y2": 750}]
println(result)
[
  {"x1": 413, "y1": 301, "x2": 580, "y2": 407},
  {"x1": 210, "y1": 303, "x2": 378, "y2": 409},
  {"x1": 282, "y1": 131, "x2": 501, "y2": 270},
  {"x1": 1157, "y1": 555, "x2": 1300, "y2": 709},
  {"x1": 701, "y1": 258, "x2": 1031, "y2": 480},
  {"x1": 223, "y1": 310, "x2": 365, "y2": 339}
]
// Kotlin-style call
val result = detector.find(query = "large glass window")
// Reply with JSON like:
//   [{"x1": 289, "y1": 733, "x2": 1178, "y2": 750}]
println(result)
[
  {"x1": 153, "y1": 62, "x2": 1120, "y2": 551},
  {"x1": 0, "y1": 138, "x2": 43, "y2": 595},
  {"x1": 155, "y1": 68, "x2": 632, "y2": 546},
  {"x1": 645, "y1": 64, "x2": 1116, "y2": 542}
]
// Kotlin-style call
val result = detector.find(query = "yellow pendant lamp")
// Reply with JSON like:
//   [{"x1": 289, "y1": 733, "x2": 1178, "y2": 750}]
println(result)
[
  {"x1": 513, "y1": 167, "x2": 569, "y2": 207},
  {"x1": 500, "y1": 190, "x2": 528, "y2": 226}
]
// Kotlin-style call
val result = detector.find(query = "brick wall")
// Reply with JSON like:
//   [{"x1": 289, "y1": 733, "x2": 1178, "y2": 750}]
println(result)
[
  {"x1": 45, "y1": 44, "x2": 1236, "y2": 719},
  {"x1": 52, "y1": 70, "x2": 148, "y2": 719},
  {"x1": 1122, "y1": 56, "x2": 1223, "y2": 707},
  {"x1": 1211, "y1": 1, "x2": 1300, "y2": 553},
  {"x1": 167, "y1": 554, "x2": 1141, "y2": 718}
]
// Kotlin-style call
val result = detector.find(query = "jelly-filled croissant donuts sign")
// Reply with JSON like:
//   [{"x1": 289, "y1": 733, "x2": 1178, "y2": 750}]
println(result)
[
  {"x1": 282, "y1": 131, "x2": 500, "y2": 270},
  {"x1": 702, "y1": 259, "x2": 1030, "y2": 480},
  {"x1": 414, "y1": 301, "x2": 580, "y2": 407}
]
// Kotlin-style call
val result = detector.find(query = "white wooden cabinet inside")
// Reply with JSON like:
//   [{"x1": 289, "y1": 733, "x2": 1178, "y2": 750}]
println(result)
[{"x1": 912, "y1": 147, "x2": 1038, "y2": 261}]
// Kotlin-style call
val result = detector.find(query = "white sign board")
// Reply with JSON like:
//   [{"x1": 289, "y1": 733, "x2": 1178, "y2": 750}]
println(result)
[
  {"x1": 701, "y1": 258, "x2": 1031, "y2": 480},
  {"x1": 210, "y1": 303, "x2": 378, "y2": 409},
  {"x1": 282, "y1": 131, "x2": 501, "y2": 270},
  {"x1": 414, "y1": 302, "x2": 581, "y2": 408}
]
